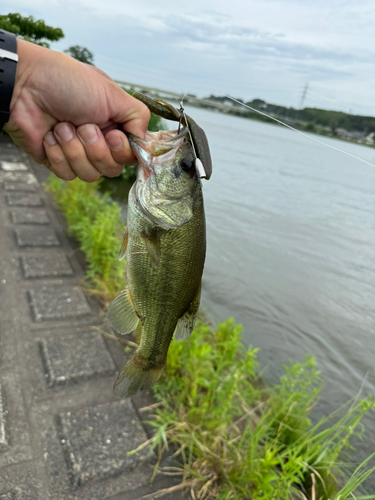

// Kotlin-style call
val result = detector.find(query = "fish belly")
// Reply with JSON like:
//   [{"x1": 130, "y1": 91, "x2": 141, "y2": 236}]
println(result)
[{"x1": 127, "y1": 186, "x2": 206, "y2": 366}]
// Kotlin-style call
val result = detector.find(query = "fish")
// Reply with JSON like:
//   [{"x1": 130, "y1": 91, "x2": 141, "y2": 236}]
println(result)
[{"x1": 106, "y1": 127, "x2": 206, "y2": 398}]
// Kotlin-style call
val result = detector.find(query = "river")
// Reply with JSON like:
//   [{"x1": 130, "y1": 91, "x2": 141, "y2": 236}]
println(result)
[{"x1": 103, "y1": 106, "x2": 375, "y2": 476}]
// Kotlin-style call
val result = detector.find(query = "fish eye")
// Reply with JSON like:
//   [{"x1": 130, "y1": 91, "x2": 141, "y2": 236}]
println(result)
[{"x1": 181, "y1": 158, "x2": 194, "y2": 173}]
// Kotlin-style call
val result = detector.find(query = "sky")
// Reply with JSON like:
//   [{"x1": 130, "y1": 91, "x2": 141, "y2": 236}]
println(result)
[{"x1": 3, "y1": 0, "x2": 375, "y2": 116}]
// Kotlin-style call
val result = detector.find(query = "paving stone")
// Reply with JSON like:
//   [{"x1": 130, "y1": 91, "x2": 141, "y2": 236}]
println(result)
[
  {"x1": 21, "y1": 254, "x2": 72, "y2": 278},
  {"x1": 10, "y1": 210, "x2": 50, "y2": 225},
  {"x1": 0, "y1": 161, "x2": 28, "y2": 172},
  {"x1": 0, "y1": 386, "x2": 7, "y2": 451},
  {"x1": 0, "y1": 152, "x2": 19, "y2": 162},
  {"x1": 6, "y1": 193, "x2": 43, "y2": 207},
  {"x1": 28, "y1": 286, "x2": 91, "y2": 321},
  {"x1": 56, "y1": 400, "x2": 152, "y2": 486},
  {"x1": 4, "y1": 182, "x2": 36, "y2": 192},
  {"x1": 0, "y1": 374, "x2": 33, "y2": 468},
  {"x1": 0, "y1": 492, "x2": 15, "y2": 500},
  {"x1": 0, "y1": 172, "x2": 37, "y2": 184},
  {"x1": 0, "y1": 462, "x2": 41, "y2": 500},
  {"x1": 38, "y1": 331, "x2": 116, "y2": 386},
  {"x1": 15, "y1": 228, "x2": 60, "y2": 247}
]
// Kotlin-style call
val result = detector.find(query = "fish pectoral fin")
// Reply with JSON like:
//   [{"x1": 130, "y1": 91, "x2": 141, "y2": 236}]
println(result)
[
  {"x1": 106, "y1": 287, "x2": 139, "y2": 335},
  {"x1": 174, "y1": 284, "x2": 201, "y2": 341},
  {"x1": 143, "y1": 228, "x2": 160, "y2": 269},
  {"x1": 118, "y1": 227, "x2": 128, "y2": 261}
]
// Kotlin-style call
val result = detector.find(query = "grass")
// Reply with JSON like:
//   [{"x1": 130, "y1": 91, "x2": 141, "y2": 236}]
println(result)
[
  {"x1": 147, "y1": 319, "x2": 375, "y2": 499},
  {"x1": 45, "y1": 177, "x2": 125, "y2": 301},
  {"x1": 45, "y1": 169, "x2": 375, "y2": 500}
]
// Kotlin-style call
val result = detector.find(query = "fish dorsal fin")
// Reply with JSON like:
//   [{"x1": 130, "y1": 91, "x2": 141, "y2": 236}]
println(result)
[
  {"x1": 106, "y1": 287, "x2": 139, "y2": 335},
  {"x1": 118, "y1": 227, "x2": 128, "y2": 262},
  {"x1": 143, "y1": 228, "x2": 160, "y2": 269},
  {"x1": 174, "y1": 283, "x2": 201, "y2": 341}
]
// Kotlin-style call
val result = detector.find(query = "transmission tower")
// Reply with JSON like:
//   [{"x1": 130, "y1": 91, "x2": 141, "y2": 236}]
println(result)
[{"x1": 299, "y1": 82, "x2": 309, "y2": 109}]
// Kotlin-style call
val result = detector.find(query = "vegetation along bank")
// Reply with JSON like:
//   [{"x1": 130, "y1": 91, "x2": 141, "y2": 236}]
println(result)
[{"x1": 45, "y1": 169, "x2": 375, "y2": 500}]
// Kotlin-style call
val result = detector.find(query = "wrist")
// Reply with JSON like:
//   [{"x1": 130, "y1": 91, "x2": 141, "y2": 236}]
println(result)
[
  {"x1": 10, "y1": 39, "x2": 41, "y2": 111},
  {"x1": 10, "y1": 40, "x2": 73, "y2": 112},
  {"x1": 0, "y1": 29, "x2": 18, "y2": 131}
]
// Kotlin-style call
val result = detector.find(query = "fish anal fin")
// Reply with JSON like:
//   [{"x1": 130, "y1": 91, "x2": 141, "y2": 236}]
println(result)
[
  {"x1": 143, "y1": 227, "x2": 160, "y2": 269},
  {"x1": 175, "y1": 284, "x2": 201, "y2": 341},
  {"x1": 106, "y1": 286, "x2": 139, "y2": 335},
  {"x1": 118, "y1": 227, "x2": 128, "y2": 261}
]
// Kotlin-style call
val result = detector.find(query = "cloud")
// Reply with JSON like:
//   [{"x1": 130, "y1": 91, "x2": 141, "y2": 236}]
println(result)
[
  {"x1": 3, "y1": 0, "x2": 375, "y2": 115},
  {"x1": 117, "y1": 12, "x2": 365, "y2": 81}
]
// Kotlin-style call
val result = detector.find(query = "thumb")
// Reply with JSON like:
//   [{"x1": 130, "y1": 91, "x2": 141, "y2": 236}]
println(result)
[{"x1": 110, "y1": 85, "x2": 150, "y2": 138}]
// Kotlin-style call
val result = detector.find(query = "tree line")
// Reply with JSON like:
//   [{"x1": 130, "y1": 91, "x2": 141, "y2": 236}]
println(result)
[
  {"x1": 208, "y1": 96, "x2": 375, "y2": 134},
  {"x1": 0, "y1": 12, "x2": 94, "y2": 64}
]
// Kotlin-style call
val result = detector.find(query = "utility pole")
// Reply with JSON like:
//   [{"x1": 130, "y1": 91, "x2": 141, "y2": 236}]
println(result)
[{"x1": 299, "y1": 82, "x2": 309, "y2": 109}]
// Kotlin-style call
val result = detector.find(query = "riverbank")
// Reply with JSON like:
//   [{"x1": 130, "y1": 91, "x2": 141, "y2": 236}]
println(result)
[
  {"x1": 0, "y1": 133, "x2": 179, "y2": 499},
  {"x1": 119, "y1": 84, "x2": 375, "y2": 148},
  {"x1": 45, "y1": 174, "x2": 375, "y2": 500}
]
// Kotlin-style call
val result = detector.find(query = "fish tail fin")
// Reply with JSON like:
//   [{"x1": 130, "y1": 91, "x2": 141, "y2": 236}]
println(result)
[{"x1": 113, "y1": 352, "x2": 165, "y2": 399}]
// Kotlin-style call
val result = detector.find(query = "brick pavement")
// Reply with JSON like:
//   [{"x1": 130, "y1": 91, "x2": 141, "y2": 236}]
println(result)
[{"x1": 0, "y1": 134, "x2": 182, "y2": 500}]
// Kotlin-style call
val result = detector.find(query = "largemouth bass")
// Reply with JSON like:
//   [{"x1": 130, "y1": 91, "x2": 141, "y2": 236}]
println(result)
[{"x1": 107, "y1": 128, "x2": 206, "y2": 398}]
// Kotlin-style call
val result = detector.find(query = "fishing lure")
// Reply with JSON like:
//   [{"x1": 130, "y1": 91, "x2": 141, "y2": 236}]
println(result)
[{"x1": 132, "y1": 92, "x2": 212, "y2": 180}]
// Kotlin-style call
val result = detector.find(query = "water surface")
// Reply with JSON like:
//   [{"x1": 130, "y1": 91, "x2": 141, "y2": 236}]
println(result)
[{"x1": 105, "y1": 107, "x2": 375, "y2": 474}]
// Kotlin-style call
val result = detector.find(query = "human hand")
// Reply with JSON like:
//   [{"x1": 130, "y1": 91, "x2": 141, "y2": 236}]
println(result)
[{"x1": 4, "y1": 39, "x2": 150, "y2": 182}]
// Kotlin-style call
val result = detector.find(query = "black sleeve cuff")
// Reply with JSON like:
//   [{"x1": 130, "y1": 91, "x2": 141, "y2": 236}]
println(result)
[{"x1": 0, "y1": 29, "x2": 18, "y2": 132}]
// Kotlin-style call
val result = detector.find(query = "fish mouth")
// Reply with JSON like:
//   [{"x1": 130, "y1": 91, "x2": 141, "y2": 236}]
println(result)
[
  {"x1": 128, "y1": 128, "x2": 188, "y2": 158},
  {"x1": 128, "y1": 128, "x2": 189, "y2": 181}
]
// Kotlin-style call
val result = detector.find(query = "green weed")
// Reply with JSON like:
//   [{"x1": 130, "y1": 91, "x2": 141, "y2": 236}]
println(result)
[
  {"x1": 147, "y1": 319, "x2": 375, "y2": 500},
  {"x1": 45, "y1": 173, "x2": 375, "y2": 500},
  {"x1": 45, "y1": 176, "x2": 125, "y2": 301}
]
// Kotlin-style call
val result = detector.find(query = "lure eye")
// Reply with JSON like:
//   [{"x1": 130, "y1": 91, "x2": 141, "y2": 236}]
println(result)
[{"x1": 181, "y1": 158, "x2": 194, "y2": 173}]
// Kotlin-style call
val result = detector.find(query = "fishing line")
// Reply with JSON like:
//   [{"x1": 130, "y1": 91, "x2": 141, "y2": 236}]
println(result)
[{"x1": 181, "y1": 87, "x2": 375, "y2": 170}]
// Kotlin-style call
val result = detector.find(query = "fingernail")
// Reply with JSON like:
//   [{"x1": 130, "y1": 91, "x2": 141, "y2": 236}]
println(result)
[
  {"x1": 44, "y1": 132, "x2": 57, "y2": 146},
  {"x1": 55, "y1": 123, "x2": 74, "y2": 142},
  {"x1": 106, "y1": 134, "x2": 123, "y2": 151},
  {"x1": 78, "y1": 124, "x2": 99, "y2": 145}
]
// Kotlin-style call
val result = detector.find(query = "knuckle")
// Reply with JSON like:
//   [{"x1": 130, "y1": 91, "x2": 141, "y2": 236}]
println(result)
[
  {"x1": 57, "y1": 137, "x2": 86, "y2": 164},
  {"x1": 91, "y1": 149, "x2": 108, "y2": 165},
  {"x1": 47, "y1": 163, "x2": 77, "y2": 181},
  {"x1": 63, "y1": 170, "x2": 78, "y2": 181},
  {"x1": 142, "y1": 106, "x2": 151, "y2": 121},
  {"x1": 51, "y1": 154, "x2": 68, "y2": 168},
  {"x1": 79, "y1": 170, "x2": 101, "y2": 183},
  {"x1": 66, "y1": 148, "x2": 85, "y2": 163},
  {"x1": 103, "y1": 165, "x2": 123, "y2": 178},
  {"x1": 88, "y1": 147, "x2": 122, "y2": 173},
  {"x1": 61, "y1": 172, "x2": 77, "y2": 181}
]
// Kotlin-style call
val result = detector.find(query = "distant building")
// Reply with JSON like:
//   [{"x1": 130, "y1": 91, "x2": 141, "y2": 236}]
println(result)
[
  {"x1": 222, "y1": 99, "x2": 234, "y2": 107},
  {"x1": 365, "y1": 132, "x2": 375, "y2": 145},
  {"x1": 335, "y1": 128, "x2": 366, "y2": 143}
]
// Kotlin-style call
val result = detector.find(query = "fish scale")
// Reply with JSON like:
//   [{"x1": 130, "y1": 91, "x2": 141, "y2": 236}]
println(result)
[{"x1": 106, "y1": 128, "x2": 206, "y2": 398}]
